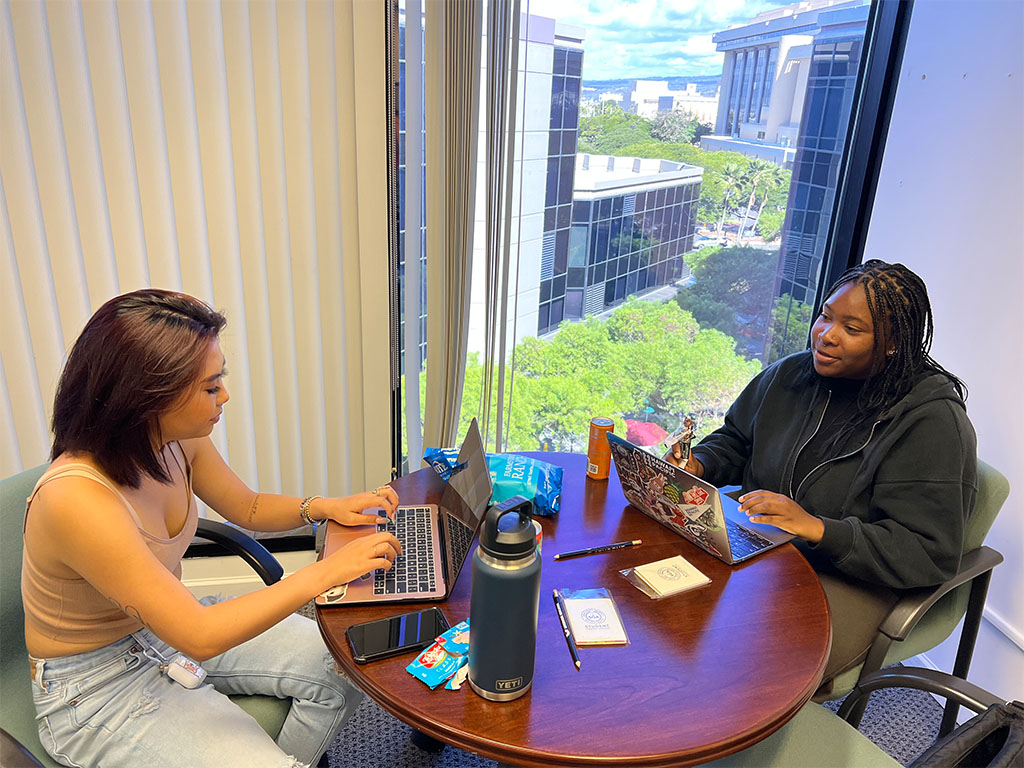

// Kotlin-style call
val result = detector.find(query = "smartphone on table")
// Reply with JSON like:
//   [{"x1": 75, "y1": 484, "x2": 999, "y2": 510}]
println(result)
[{"x1": 345, "y1": 607, "x2": 451, "y2": 664}]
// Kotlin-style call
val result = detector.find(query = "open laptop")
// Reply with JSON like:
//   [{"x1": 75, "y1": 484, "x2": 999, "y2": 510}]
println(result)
[
  {"x1": 315, "y1": 418, "x2": 493, "y2": 606},
  {"x1": 606, "y1": 433, "x2": 793, "y2": 565}
]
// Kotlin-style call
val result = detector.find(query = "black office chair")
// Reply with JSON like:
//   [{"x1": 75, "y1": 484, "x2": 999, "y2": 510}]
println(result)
[{"x1": 0, "y1": 464, "x2": 288, "y2": 768}]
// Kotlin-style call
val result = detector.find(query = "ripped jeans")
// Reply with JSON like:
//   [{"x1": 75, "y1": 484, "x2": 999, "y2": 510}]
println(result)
[{"x1": 30, "y1": 606, "x2": 362, "y2": 768}]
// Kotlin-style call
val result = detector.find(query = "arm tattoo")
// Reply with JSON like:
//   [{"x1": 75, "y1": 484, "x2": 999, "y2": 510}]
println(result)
[
  {"x1": 247, "y1": 493, "x2": 259, "y2": 526},
  {"x1": 109, "y1": 596, "x2": 154, "y2": 631},
  {"x1": 125, "y1": 605, "x2": 154, "y2": 631}
]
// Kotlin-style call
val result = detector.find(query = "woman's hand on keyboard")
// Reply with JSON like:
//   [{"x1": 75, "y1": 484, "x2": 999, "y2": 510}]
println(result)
[
  {"x1": 324, "y1": 531, "x2": 403, "y2": 584},
  {"x1": 317, "y1": 486, "x2": 400, "y2": 527},
  {"x1": 736, "y1": 490, "x2": 824, "y2": 543}
]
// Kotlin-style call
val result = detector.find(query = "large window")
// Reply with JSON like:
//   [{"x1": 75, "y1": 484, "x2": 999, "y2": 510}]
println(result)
[{"x1": 395, "y1": 0, "x2": 899, "y2": 464}]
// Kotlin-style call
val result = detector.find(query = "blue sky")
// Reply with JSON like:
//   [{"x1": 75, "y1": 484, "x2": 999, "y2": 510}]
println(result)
[{"x1": 527, "y1": 0, "x2": 793, "y2": 80}]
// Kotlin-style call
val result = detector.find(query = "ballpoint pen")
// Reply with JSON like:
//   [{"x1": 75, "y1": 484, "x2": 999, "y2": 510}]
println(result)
[
  {"x1": 552, "y1": 590, "x2": 581, "y2": 671},
  {"x1": 553, "y1": 539, "x2": 642, "y2": 561}
]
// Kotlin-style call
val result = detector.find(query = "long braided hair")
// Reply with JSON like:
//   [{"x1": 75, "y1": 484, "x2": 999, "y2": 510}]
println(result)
[{"x1": 818, "y1": 259, "x2": 967, "y2": 449}]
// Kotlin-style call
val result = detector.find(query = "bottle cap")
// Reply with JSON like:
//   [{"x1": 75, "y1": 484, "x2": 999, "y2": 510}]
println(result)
[{"x1": 479, "y1": 496, "x2": 536, "y2": 560}]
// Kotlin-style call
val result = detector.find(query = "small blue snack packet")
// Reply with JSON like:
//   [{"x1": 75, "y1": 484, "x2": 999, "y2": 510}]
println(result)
[
  {"x1": 406, "y1": 643, "x2": 465, "y2": 690},
  {"x1": 423, "y1": 447, "x2": 462, "y2": 481},
  {"x1": 435, "y1": 619, "x2": 470, "y2": 655},
  {"x1": 488, "y1": 453, "x2": 562, "y2": 517}
]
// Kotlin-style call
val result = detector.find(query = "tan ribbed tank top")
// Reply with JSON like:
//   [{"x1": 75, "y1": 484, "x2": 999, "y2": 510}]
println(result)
[{"x1": 21, "y1": 453, "x2": 198, "y2": 655}]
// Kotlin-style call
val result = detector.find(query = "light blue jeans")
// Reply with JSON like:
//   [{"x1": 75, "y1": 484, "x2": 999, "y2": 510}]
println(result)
[{"x1": 30, "y1": 604, "x2": 362, "y2": 768}]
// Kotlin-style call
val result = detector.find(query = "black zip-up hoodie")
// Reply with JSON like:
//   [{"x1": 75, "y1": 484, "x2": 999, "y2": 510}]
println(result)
[{"x1": 693, "y1": 351, "x2": 977, "y2": 590}]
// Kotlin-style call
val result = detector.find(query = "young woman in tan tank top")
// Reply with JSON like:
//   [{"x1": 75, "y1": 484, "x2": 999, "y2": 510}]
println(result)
[{"x1": 23, "y1": 289, "x2": 401, "y2": 768}]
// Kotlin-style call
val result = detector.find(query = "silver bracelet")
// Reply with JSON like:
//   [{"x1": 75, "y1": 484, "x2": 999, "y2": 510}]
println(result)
[{"x1": 299, "y1": 495, "x2": 323, "y2": 527}]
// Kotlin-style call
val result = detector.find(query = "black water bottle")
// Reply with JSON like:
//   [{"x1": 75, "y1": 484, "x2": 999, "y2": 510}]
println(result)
[{"x1": 468, "y1": 496, "x2": 541, "y2": 701}]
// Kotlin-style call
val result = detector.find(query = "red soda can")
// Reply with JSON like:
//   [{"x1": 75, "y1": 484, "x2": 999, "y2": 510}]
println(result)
[{"x1": 586, "y1": 418, "x2": 614, "y2": 480}]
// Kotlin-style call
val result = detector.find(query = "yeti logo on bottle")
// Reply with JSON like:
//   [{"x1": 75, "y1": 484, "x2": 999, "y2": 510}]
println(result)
[{"x1": 496, "y1": 677, "x2": 523, "y2": 691}]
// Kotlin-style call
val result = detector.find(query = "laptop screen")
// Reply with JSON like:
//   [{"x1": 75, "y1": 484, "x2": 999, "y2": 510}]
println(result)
[{"x1": 439, "y1": 418, "x2": 492, "y2": 587}]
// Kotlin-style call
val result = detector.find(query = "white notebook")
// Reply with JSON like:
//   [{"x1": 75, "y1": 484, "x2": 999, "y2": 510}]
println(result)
[
  {"x1": 633, "y1": 555, "x2": 710, "y2": 597},
  {"x1": 562, "y1": 595, "x2": 629, "y2": 646}
]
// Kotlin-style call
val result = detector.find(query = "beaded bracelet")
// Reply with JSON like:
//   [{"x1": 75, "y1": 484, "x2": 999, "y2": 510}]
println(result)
[{"x1": 299, "y1": 495, "x2": 323, "y2": 527}]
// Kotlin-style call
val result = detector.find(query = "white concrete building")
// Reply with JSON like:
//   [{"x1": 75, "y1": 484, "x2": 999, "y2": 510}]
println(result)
[
  {"x1": 700, "y1": 0, "x2": 869, "y2": 167},
  {"x1": 625, "y1": 80, "x2": 719, "y2": 123}
]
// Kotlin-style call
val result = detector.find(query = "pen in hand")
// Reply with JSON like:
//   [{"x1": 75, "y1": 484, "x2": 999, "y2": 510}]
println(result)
[{"x1": 552, "y1": 590, "x2": 581, "y2": 671}]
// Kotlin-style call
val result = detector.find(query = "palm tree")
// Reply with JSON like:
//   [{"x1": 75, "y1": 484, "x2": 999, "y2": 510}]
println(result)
[
  {"x1": 716, "y1": 161, "x2": 744, "y2": 240},
  {"x1": 751, "y1": 164, "x2": 788, "y2": 242},
  {"x1": 738, "y1": 159, "x2": 775, "y2": 245}
]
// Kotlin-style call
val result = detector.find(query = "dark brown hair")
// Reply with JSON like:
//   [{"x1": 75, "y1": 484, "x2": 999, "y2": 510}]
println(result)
[{"x1": 51, "y1": 289, "x2": 226, "y2": 488}]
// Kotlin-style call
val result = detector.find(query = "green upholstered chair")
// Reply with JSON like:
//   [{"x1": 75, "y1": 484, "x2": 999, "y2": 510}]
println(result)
[
  {"x1": 824, "y1": 459, "x2": 1009, "y2": 735},
  {"x1": 701, "y1": 667, "x2": 1009, "y2": 768},
  {"x1": 1, "y1": 464, "x2": 290, "y2": 767}
]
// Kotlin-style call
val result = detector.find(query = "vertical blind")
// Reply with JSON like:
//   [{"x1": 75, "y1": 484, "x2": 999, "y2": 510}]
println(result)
[
  {"x1": 420, "y1": 0, "x2": 483, "y2": 452},
  {"x1": 0, "y1": 0, "x2": 392, "y2": 514}
]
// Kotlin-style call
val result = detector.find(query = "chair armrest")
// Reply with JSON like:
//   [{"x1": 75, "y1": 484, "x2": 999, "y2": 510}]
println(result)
[
  {"x1": 0, "y1": 727, "x2": 45, "y2": 767},
  {"x1": 194, "y1": 519, "x2": 285, "y2": 586},
  {"x1": 838, "y1": 667, "x2": 1005, "y2": 721},
  {"x1": 878, "y1": 546, "x2": 1003, "y2": 642}
]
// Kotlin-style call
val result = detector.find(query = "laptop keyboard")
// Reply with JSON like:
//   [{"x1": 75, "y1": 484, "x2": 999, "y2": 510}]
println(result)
[
  {"x1": 374, "y1": 506, "x2": 437, "y2": 595},
  {"x1": 446, "y1": 517, "x2": 475, "y2": 574},
  {"x1": 725, "y1": 518, "x2": 774, "y2": 559}
]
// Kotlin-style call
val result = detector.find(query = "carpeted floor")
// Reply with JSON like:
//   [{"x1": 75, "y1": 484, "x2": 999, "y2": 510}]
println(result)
[
  {"x1": 301, "y1": 599, "x2": 943, "y2": 767},
  {"x1": 317, "y1": 666, "x2": 944, "y2": 767}
]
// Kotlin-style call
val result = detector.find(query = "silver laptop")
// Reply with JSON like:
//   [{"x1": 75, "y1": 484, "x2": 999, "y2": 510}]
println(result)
[
  {"x1": 606, "y1": 433, "x2": 793, "y2": 565},
  {"x1": 316, "y1": 418, "x2": 493, "y2": 606}
]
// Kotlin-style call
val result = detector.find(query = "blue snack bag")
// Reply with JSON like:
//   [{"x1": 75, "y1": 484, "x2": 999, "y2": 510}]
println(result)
[
  {"x1": 423, "y1": 448, "x2": 563, "y2": 517},
  {"x1": 488, "y1": 454, "x2": 562, "y2": 517}
]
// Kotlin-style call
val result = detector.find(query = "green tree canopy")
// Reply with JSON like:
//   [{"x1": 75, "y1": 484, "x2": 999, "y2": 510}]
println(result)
[
  {"x1": 577, "y1": 103, "x2": 652, "y2": 155},
  {"x1": 651, "y1": 109, "x2": 703, "y2": 143},
  {"x1": 448, "y1": 299, "x2": 762, "y2": 452},
  {"x1": 767, "y1": 294, "x2": 815, "y2": 364},
  {"x1": 757, "y1": 208, "x2": 786, "y2": 242},
  {"x1": 676, "y1": 246, "x2": 779, "y2": 355}
]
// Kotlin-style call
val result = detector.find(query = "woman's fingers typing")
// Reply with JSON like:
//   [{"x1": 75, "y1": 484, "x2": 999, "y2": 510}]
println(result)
[{"x1": 328, "y1": 531, "x2": 402, "y2": 584}]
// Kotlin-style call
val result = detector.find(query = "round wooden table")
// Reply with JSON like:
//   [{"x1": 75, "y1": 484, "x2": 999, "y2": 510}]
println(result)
[{"x1": 317, "y1": 453, "x2": 831, "y2": 767}]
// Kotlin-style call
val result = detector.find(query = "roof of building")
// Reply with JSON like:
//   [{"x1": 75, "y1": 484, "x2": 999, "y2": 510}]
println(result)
[
  {"x1": 713, "y1": 0, "x2": 867, "y2": 49},
  {"x1": 573, "y1": 154, "x2": 703, "y2": 198}
]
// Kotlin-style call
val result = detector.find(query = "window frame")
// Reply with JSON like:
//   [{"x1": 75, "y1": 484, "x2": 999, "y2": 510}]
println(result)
[
  {"x1": 386, "y1": 0, "x2": 916, "y2": 467},
  {"x1": 816, "y1": 0, "x2": 916, "y2": 306}
]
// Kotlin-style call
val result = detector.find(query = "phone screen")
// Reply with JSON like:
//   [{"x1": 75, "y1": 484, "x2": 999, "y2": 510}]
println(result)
[{"x1": 346, "y1": 607, "x2": 451, "y2": 663}]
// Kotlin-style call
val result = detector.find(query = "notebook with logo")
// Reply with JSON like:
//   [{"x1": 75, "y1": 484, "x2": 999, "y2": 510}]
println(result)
[
  {"x1": 606, "y1": 432, "x2": 793, "y2": 565},
  {"x1": 316, "y1": 418, "x2": 493, "y2": 606}
]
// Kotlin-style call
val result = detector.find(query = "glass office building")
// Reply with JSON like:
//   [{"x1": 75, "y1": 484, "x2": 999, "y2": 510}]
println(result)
[
  {"x1": 400, "y1": 13, "x2": 588, "y2": 365},
  {"x1": 770, "y1": 4, "x2": 868, "y2": 357},
  {"x1": 537, "y1": 154, "x2": 703, "y2": 334},
  {"x1": 537, "y1": 40, "x2": 584, "y2": 338}
]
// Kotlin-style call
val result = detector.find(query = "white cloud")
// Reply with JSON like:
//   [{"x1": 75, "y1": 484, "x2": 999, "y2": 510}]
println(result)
[{"x1": 526, "y1": 0, "x2": 791, "y2": 79}]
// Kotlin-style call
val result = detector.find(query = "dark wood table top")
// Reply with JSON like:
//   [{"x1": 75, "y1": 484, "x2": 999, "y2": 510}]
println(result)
[{"x1": 317, "y1": 452, "x2": 831, "y2": 767}]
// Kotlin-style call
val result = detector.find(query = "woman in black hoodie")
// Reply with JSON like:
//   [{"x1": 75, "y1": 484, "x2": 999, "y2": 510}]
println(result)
[{"x1": 669, "y1": 260, "x2": 977, "y2": 694}]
